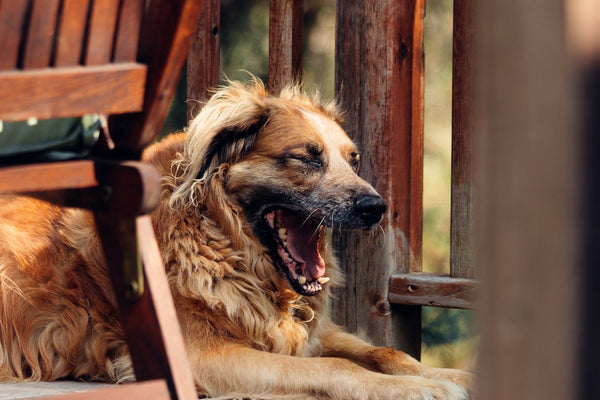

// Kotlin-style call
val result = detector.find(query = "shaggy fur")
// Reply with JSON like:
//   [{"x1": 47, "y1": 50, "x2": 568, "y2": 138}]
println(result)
[{"x1": 0, "y1": 80, "x2": 472, "y2": 399}]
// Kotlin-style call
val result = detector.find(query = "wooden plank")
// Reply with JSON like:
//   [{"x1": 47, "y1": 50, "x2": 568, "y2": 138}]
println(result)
[
  {"x1": 187, "y1": 0, "x2": 220, "y2": 119},
  {"x1": 577, "y1": 60, "x2": 600, "y2": 400},
  {"x1": 388, "y1": 273, "x2": 478, "y2": 310},
  {"x1": 93, "y1": 216, "x2": 197, "y2": 400},
  {"x1": 0, "y1": 160, "x2": 98, "y2": 193},
  {"x1": 450, "y1": 0, "x2": 476, "y2": 279},
  {"x1": 566, "y1": 4, "x2": 600, "y2": 398},
  {"x1": 477, "y1": 0, "x2": 579, "y2": 399},
  {"x1": 268, "y1": 0, "x2": 303, "y2": 94},
  {"x1": 54, "y1": 0, "x2": 91, "y2": 67},
  {"x1": 113, "y1": 0, "x2": 144, "y2": 62},
  {"x1": 0, "y1": 63, "x2": 146, "y2": 121},
  {"x1": 22, "y1": 0, "x2": 61, "y2": 69},
  {"x1": 0, "y1": 2, "x2": 29, "y2": 69},
  {"x1": 20, "y1": 380, "x2": 169, "y2": 400},
  {"x1": 85, "y1": 0, "x2": 120, "y2": 65},
  {"x1": 332, "y1": 0, "x2": 425, "y2": 358},
  {"x1": 108, "y1": 0, "x2": 205, "y2": 151}
]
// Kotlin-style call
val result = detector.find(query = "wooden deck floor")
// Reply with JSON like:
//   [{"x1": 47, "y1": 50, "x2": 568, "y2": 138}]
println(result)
[{"x1": 0, "y1": 382, "x2": 113, "y2": 399}]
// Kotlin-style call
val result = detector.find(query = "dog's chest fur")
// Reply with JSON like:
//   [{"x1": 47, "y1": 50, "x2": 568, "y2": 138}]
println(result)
[{"x1": 151, "y1": 188, "x2": 329, "y2": 358}]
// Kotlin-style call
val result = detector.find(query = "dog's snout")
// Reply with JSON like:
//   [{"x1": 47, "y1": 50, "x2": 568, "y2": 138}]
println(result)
[{"x1": 354, "y1": 194, "x2": 386, "y2": 225}]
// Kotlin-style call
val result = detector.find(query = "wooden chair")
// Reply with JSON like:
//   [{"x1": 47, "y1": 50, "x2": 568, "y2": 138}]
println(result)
[{"x1": 0, "y1": 1, "x2": 204, "y2": 399}]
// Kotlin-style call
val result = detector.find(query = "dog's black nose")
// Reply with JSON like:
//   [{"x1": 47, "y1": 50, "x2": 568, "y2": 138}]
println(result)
[{"x1": 354, "y1": 194, "x2": 387, "y2": 225}]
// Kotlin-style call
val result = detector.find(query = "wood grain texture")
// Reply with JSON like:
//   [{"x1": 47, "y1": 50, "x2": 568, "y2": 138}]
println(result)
[
  {"x1": 108, "y1": 0, "x2": 205, "y2": 151},
  {"x1": 332, "y1": 0, "x2": 425, "y2": 358},
  {"x1": 268, "y1": 0, "x2": 303, "y2": 94},
  {"x1": 55, "y1": 0, "x2": 91, "y2": 67},
  {"x1": 85, "y1": 0, "x2": 120, "y2": 65},
  {"x1": 0, "y1": 2, "x2": 29, "y2": 69},
  {"x1": 187, "y1": 0, "x2": 220, "y2": 119},
  {"x1": 389, "y1": 273, "x2": 478, "y2": 310},
  {"x1": 22, "y1": 0, "x2": 61, "y2": 69},
  {"x1": 113, "y1": 0, "x2": 144, "y2": 62},
  {"x1": 94, "y1": 216, "x2": 197, "y2": 400},
  {"x1": 0, "y1": 160, "x2": 98, "y2": 193},
  {"x1": 0, "y1": 63, "x2": 146, "y2": 121},
  {"x1": 450, "y1": 0, "x2": 476, "y2": 279}
]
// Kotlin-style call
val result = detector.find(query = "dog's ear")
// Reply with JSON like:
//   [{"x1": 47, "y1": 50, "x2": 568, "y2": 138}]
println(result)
[{"x1": 196, "y1": 111, "x2": 269, "y2": 178}]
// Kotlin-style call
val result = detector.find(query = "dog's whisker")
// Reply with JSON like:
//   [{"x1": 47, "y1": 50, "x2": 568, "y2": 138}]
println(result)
[
  {"x1": 310, "y1": 216, "x2": 327, "y2": 241},
  {"x1": 299, "y1": 208, "x2": 319, "y2": 229}
]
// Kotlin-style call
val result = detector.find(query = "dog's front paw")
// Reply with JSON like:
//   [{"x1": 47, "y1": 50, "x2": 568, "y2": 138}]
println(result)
[
  {"x1": 425, "y1": 368, "x2": 474, "y2": 398},
  {"x1": 367, "y1": 375, "x2": 469, "y2": 400},
  {"x1": 395, "y1": 376, "x2": 470, "y2": 400}
]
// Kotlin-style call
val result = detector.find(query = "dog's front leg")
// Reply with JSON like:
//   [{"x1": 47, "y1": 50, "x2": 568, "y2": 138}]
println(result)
[
  {"x1": 319, "y1": 323, "x2": 474, "y2": 395},
  {"x1": 188, "y1": 340, "x2": 468, "y2": 400}
]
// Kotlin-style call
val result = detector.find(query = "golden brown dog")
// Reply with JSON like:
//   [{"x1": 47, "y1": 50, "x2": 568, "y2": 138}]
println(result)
[{"x1": 0, "y1": 80, "x2": 472, "y2": 399}]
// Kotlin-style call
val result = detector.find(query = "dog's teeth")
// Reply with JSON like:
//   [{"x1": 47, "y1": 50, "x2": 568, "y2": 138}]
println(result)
[
  {"x1": 317, "y1": 277, "x2": 330, "y2": 284},
  {"x1": 298, "y1": 275, "x2": 307, "y2": 284},
  {"x1": 278, "y1": 227, "x2": 287, "y2": 241}
]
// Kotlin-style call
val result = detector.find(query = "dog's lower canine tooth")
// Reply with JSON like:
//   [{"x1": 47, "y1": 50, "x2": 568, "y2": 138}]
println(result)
[
  {"x1": 317, "y1": 277, "x2": 330, "y2": 284},
  {"x1": 298, "y1": 275, "x2": 307, "y2": 284},
  {"x1": 278, "y1": 228, "x2": 287, "y2": 241}
]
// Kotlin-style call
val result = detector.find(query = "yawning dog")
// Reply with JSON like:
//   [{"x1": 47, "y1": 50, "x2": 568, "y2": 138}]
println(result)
[{"x1": 0, "y1": 79, "x2": 472, "y2": 399}]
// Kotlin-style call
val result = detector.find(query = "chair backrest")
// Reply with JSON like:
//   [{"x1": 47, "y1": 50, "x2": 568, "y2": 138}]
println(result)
[
  {"x1": 0, "y1": 0, "x2": 202, "y2": 154},
  {"x1": 0, "y1": 0, "x2": 146, "y2": 121}
]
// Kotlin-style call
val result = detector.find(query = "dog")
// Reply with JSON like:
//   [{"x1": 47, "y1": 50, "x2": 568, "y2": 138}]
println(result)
[{"x1": 0, "y1": 79, "x2": 472, "y2": 399}]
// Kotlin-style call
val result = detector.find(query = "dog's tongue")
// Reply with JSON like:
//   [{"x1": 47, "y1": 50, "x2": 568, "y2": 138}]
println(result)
[{"x1": 282, "y1": 212, "x2": 325, "y2": 281}]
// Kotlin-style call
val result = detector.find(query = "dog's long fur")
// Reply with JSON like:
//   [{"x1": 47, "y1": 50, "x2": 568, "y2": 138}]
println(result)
[{"x1": 0, "y1": 80, "x2": 472, "y2": 399}]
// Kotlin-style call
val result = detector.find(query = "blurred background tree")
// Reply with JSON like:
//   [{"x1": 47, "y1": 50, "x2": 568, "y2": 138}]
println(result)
[{"x1": 164, "y1": 0, "x2": 476, "y2": 371}]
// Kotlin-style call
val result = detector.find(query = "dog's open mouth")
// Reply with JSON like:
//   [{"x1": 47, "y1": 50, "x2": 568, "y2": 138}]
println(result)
[{"x1": 264, "y1": 209, "x2": 328, "y2": 296}]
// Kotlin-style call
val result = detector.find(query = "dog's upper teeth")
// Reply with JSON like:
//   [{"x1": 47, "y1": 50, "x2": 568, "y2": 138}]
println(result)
[
  {"x1": 298, "y1": 275, "x2": 307, "y2": 284},
  {"x1": 317, "y1": 276, "x2": 330, "y2": 284},
  {"x1": 278, "y1": 227, "x2": 288, "y2": 241}
]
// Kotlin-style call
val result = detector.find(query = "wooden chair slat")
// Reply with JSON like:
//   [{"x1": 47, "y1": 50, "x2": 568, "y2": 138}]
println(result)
[
  {"x1": 0, "y1": 63, "x2": 147, "y2": 121},
  {"x1": 55, "y1": 0, "x2": 91, "y2": 67},
  {"x1": 0, "y1": 160, "x2": 98, "y2": 193},
  {"x1": 108, "y1": 0, "x2": 205, "y2": 151},
  {"x1": 113, "y1": 0, "x2": 144, "y2": 62},
  {"x1": 85, "y1": 0, "x2": 120, "y2": 65},
  {"x1": 22, "y1": 0, "x2": 61, "y2": 69},
  {"x1": 0, "y1": 2, "x2": 29, "y2": 70}
]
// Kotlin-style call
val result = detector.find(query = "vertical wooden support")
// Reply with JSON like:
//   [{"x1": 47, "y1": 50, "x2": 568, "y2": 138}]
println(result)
[
  {"x1": 566, "y1": 2, "x2": 600, "y2": 397},
  {"x1": 187, "y1": 0, "x2": 221, "y2": 119},
  {"x1": 333, "y1": 0, "x2": 425, "y2": 357},
  {"x1": 95, "y1": 215, "x2": 198, "y2": 400},
  {"x1": 450, "y1": 0, "x2": 475, "y2": 279},
  {"x1": 268, "y1": 0, "x2": 303, "y2": 94},
  {"x1": 477, "y1": 0, "x2": 579, "y2": 399}
]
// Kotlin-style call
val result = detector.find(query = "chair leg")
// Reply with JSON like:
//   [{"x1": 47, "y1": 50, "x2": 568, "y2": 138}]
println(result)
[{"x1": 94, "y1": 215, "x2": 197, "y2": 400}]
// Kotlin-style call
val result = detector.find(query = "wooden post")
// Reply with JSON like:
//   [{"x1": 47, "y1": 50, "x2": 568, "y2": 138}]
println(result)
[
  {"x1": 476, "y1": 0, "x2": 580, "y2": 398},
  {"x1": 450, "y1": 0, "x2": 476, "y2": 279},
  {"x1": 333, "y1": 0, "x2": 425, "y2": 357},
  {"x1": 187, "y1": 0, "x2": 221, "y2": 119},
  {"x1": 268, "y1": 0, "x2": 303, "y2": 94}
]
